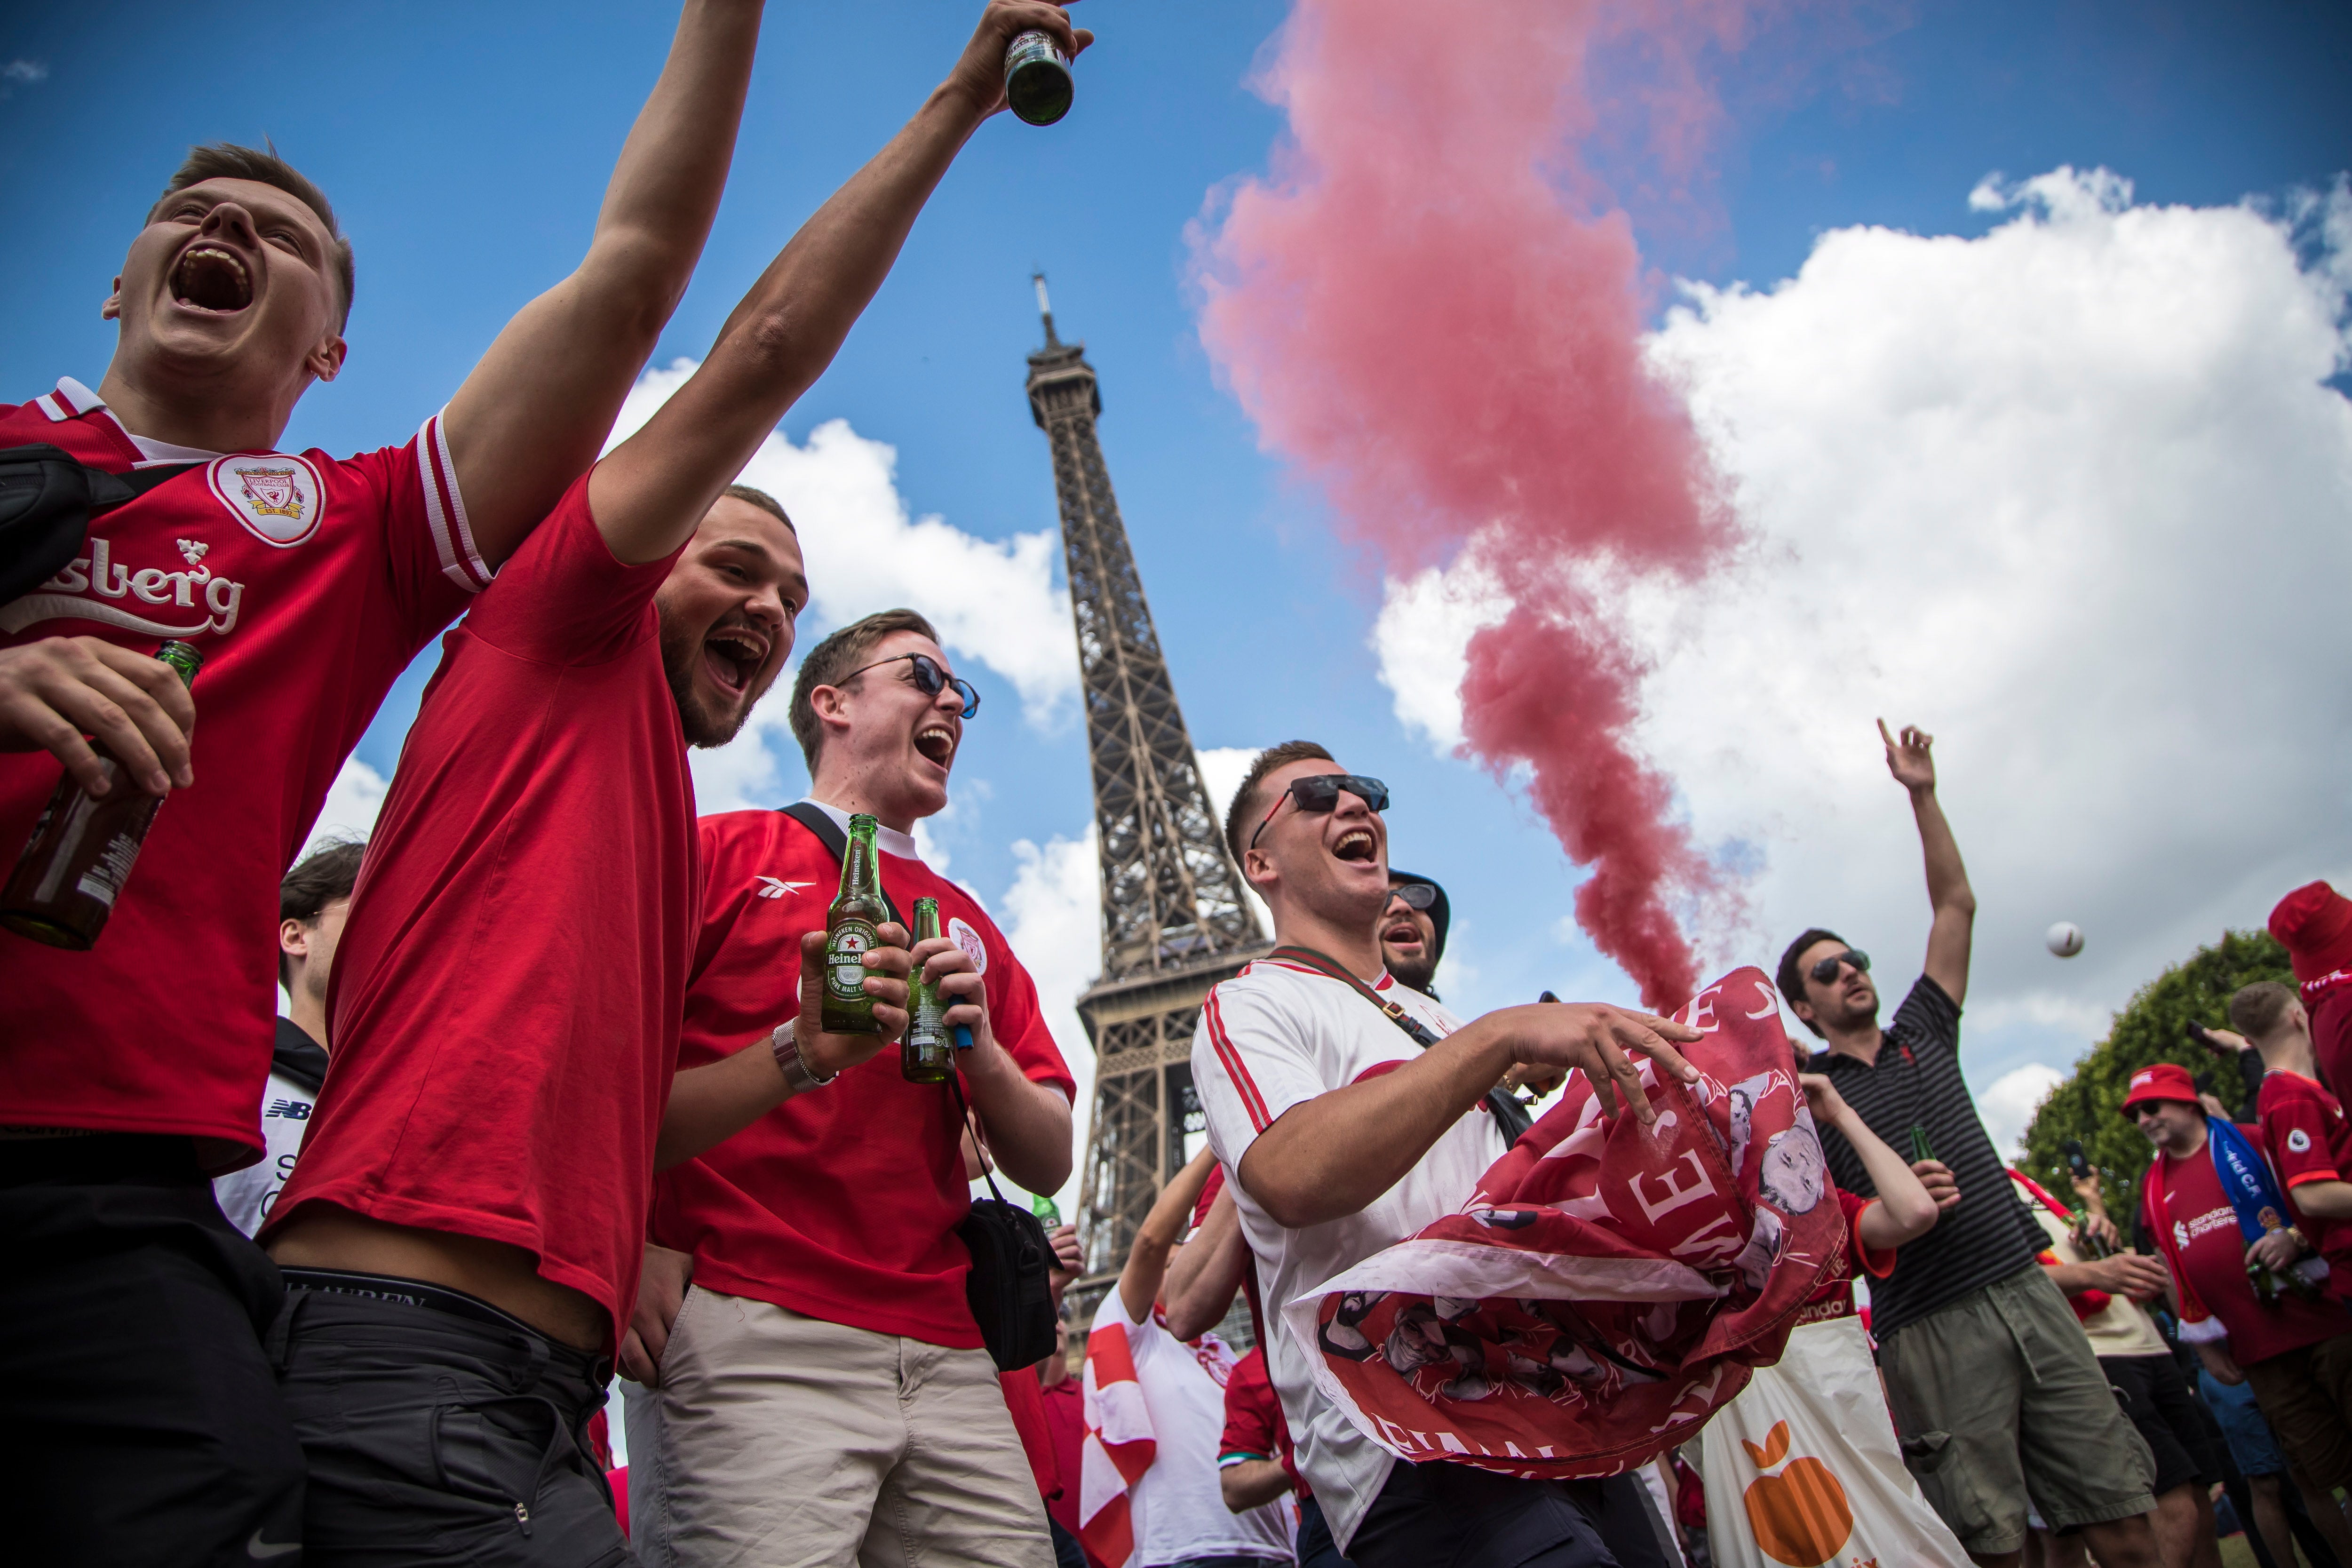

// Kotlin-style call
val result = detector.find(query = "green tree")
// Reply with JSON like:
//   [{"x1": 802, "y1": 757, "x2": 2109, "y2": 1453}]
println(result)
[{"x1": 2017, "y1": 930, "x2": 2293, "y2": 1230}]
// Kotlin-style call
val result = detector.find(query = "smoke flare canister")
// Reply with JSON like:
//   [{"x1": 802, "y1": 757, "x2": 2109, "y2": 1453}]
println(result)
[
  {"x1": 1003, "y1": 30, "x2": 1073, "y2": 126},
  {"x1": 1, "y1": 639, "x2": 204, "y2": 950}
]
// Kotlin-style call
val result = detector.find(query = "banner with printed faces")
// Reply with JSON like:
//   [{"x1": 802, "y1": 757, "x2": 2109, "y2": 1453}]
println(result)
[{"x1": 1283, "y1": 967, "x2": 1841, "y2": 1480}]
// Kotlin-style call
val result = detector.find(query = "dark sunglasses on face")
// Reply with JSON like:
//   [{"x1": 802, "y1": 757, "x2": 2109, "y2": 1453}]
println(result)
[
  {"x1": 847, "y1": 652, "x2": 979, "y2": 720},
  {"x1": 1808, "y1": 949, "x2": 1871, "y2": 986},
  {"x1": 1250, "y1": 773, "x2": 1390, "y2": 851},
  {"x1": 1388, "y1": 882, "x2": 1438, "y2": 911}
]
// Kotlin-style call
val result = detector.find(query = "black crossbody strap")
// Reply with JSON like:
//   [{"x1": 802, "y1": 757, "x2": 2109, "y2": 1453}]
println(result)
[
  {"x1": 779, "y1": 802, "x2": 903, "y2": 926},
  {"x1": 1268, "y1": 943, "x2": 1534, "y2": 1140},
  {"x1": 1269, "y1": 944, "x2": 1445, "y2": 1047}
]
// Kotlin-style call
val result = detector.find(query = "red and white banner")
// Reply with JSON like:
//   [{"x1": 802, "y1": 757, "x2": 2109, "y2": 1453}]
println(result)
[
  {"x1": 1283, "y1": 967, "x2": 1840, "y2": 1480},
  {"x1": 1078, "y1": 1320, "x2": 1154, "y2": 1568}
]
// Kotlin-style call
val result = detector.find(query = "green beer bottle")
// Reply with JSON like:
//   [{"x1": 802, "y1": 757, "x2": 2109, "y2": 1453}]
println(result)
[
  {"x1": 1908, "y1": 1124, "x2": 1937, "y2": 1165},
  {"x1": 1032, "y1": 1194, "x2": 1062, "y2": 1226},
  {"x1": 902, "y1": 896, "x2": 954, "y2": 1083},
  {"x1": 1002, "y1": 30, "x2": 1074, "y2": 126},
  {"x1": 821, "y1": 814, "x2": 887, "y2": 1035},
  {"x1": 1, "y1": 639, "x2": 204, "y2": 950}
]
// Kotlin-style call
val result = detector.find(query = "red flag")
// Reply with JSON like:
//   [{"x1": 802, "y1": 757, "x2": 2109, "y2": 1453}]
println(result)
[{"x1": 1284, "y1": 967, "x2": 1840, "y2": 1479}]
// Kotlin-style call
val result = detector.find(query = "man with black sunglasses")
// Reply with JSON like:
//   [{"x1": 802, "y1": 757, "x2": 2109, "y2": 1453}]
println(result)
[
  {"x1": 622, "y1": 606, "x2": 1076, "y2": 1567},
  {"x1": 1777, "y1": 723, "x2": 2164, "y2": 1568},
  {"x1": 1192, "y1": 739, "x2": 1704, "y2": 1567}
]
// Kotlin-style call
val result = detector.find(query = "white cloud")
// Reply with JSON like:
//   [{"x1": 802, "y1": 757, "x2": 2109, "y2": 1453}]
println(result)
[
  {"x1": 684, "y1": 687, "x2": 802, "y2": 816},
  {"x1": 1978, "y1": 1063, "x2": 2066, "y2": 1160},
  {"x1": 993, "y1": 826, "x2": 1103, "y2": 1217},
  {"x1": 1375, "y1": 168, "x2": 2352, "y2": 1074},
  {"x1": 301, "y1": 757, "x2": 388, "y2": 861},
  {"x1": 0, "y1": 60, "x2": 46, "y2": 99},
  {"x1": 1195, "y1": 744, "x2": 1274, "y2": 934}
]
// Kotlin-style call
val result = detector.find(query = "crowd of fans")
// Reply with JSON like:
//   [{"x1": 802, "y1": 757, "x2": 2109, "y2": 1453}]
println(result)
[{"x1": 5, "y1": 4, "x2": 2351, "y2": 1568}]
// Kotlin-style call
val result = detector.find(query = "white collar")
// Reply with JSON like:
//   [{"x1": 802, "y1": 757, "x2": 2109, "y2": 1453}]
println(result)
[
  {"x1": 799, "y1": 797, "x2": 923, "y2": 863},
  {"x1": 40, "y1": 376, "x2": 224, "y2": 466}
]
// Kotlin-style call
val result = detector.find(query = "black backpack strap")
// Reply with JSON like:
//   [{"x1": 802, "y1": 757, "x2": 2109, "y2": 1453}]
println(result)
[
  {"x1": 0, "y1": 445, "x2": 202, "y2": 607},
  {"x1": 779, "y1": 801, "x2": 902, "y2": 926}
]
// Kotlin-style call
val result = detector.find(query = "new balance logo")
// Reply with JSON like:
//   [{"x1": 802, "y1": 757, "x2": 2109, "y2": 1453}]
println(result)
[{"x1": 755, "y1": 876, "x2": 812, "y2": 900}]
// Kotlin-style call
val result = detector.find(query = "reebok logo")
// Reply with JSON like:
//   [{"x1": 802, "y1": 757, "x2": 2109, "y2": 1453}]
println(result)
[
  {"x1": 0, "y1": 538, "x2": 244, "y2": 638},
  {"x1": 754, "y1": 876, "x2": 812, "y2": 900}
]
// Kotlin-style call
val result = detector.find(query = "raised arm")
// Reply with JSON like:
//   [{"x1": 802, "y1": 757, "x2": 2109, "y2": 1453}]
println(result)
[
  {"x1": 441, "y1": 0, "x2": 764, "y2": 566},
  {"x1": 1883, "y1": 720, "x2": 1975, "y2": 1007},
  {"x1": 586, "y1": 0, "x2": 1090, "y2": 565},
  {"x1": 1801, "y1": 1073, "x2": 1940, "y2": 1247},
  {"x1": 1237, "y1": 1003, "x2": 1698, "y2": 1231},
  {"x1": 1120, "y1": 1146, "x2": 1219, "y2": 1323},
  {"x1": 1163, "y1": 1181, "x2": 1249, "y2": 1341}
]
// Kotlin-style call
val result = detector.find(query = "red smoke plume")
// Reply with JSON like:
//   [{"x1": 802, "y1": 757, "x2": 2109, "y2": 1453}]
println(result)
[{"x1": 1195, "y1": 0, "x2": 1747, "y2": 1010}]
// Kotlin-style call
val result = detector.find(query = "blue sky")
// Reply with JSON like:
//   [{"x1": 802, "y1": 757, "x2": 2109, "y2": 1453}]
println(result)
[{"x1": 7, "y1": 0, "x2": 2351, "y2": 1186}]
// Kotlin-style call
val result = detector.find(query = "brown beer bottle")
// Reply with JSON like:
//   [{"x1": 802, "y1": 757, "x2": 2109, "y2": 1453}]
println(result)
[{"x1": 1, "y1": 639, "x2": 204, "y2": 950}]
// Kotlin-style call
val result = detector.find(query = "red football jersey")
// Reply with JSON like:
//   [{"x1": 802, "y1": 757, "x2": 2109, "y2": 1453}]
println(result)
[
  {"x1": 0, "y1": 377, "x2": 482, "y2": 1165},
  {"x1": 1218, "y1": 1344, "x2": 1304, "y2": 1495},
  {"x1": 2151, "y1": 1147, "x2": 2349, "y2": 1366},
  {"x1": 651, "y1": 807, "x2": 1075, "y2": 1347},
  {"x1": 266, "y1": 473, "x2": 698, "y2": 1342},
  {"x1": 2259, "y1": 1069, "x2": 2352, "y2": 1299}
]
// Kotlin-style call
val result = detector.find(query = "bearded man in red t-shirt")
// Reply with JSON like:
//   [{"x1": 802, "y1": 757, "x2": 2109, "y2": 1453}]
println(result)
[
  {"x1": 623, "y1": 606, "x2": 1078, "y2": 1568},
  {"x1": 261, "y1": 7, "x2": 1093, "y2": 1562},
  {"x1": 0, "y1": 8, "x2": 781, "y2": 1562}
]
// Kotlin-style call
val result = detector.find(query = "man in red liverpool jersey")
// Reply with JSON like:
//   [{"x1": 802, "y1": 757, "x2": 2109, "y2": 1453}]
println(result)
[
  {"x1": 2130, "y1": 1064, "x2": 2352, "y2": 1558},
  {"x1": 624, "y1": 608, "x2": 1078, "y2": 1568},
  {"x1": 0, "y1": 7, "x2": 769, "y2": 1562},
  {"x1": 261, "y1": 7, "x2": 1091, "y2": 1562}
]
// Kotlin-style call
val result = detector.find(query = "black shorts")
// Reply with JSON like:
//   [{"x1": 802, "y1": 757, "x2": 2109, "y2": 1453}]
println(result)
[
  {"x1": 273, "y1": 1268, "x2": 633, "y2": 1567},
  {"x1": 2102, "y1": 1352, "x2": 2221, "y2": 1496},
  {"x1": 0, "y1": 1133, "x2": 306, "y2": 1568},
  {"x1": 1345, "y1": 1460, "x2": 1670, "y2": 1568}
]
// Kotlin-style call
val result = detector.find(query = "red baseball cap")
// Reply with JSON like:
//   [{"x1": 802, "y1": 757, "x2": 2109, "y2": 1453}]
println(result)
[
  {"x1": 2269, "y1": 882, "x2": 2352, "y2": 985},
  {"x1": 2120, "y1": 1062, "x2": 2201, "y2": 1118}
]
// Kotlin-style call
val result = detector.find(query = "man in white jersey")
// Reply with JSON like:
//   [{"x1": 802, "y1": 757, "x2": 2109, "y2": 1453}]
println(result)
[
  {"x1": 214, "y1": 838, "x2": 364, "y2": 1237},
  {"x1": 0, "y1": 7, "x2": 767, "y2": 1561},
  {"x1": 1189, "y1": 740, "x2": 1702, "y2": 1568}
]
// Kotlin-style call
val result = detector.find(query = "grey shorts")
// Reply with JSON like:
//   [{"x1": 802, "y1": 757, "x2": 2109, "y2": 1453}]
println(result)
[
  {"x1": 1877, "y1": 1265, "x2": 2157, "y2": 1555},
  {"x1": 271, "y1": 1269, "x2": 633, "y2": 1567}
]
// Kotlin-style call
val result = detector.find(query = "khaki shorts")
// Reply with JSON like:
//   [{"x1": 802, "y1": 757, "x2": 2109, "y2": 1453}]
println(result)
[
  {"x1": 1877, "y1": 1265, "x2": 2156, "y2": 1555},
  {"x1": 2244, "y1": 1331, "x2": 2352, "y2": 1493},
  {"x1": 623, "y1": 1286, "x2": 1053, "y2": 1568}
]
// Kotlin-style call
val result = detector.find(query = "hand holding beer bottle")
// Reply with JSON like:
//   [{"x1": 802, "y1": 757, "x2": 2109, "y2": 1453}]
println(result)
[{"x1": 795, "y1": 816, "x2": 914, "y2": 1081}]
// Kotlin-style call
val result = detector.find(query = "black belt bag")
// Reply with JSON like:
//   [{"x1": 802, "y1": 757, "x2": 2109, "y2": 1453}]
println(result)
[
  {"x1": 779, "y1": 803, "x2": 1057, "y2": 1371},
  {"x1": 0, "y1": 444, "x2": 202, "y2": 606}
]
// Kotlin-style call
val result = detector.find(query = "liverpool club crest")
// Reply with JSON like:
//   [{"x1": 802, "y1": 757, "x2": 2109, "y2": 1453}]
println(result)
[{"x1": 206, "y1": 453, "x2": 325, "y2": 546}]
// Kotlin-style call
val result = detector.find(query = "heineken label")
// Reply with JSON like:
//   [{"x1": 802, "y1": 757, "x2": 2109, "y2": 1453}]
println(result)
[{"x1": 827, "y1": 921, "x2": 877, "y2": 1001}]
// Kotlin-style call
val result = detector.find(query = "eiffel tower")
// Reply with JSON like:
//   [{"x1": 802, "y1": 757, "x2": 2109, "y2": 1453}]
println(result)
[{"x1": 1025, "y1": 276, "x2": 1270, "y2": 1318}]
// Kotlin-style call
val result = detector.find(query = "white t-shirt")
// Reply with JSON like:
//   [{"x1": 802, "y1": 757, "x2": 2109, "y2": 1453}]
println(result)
[
  {"x1": 1095, "y1": 1288, "x2": 1292, "y2": 1566},
  {"x1": 1190, "y1": 956, "x2": 1510, "y2": 1552},
  {"x1": 212, "y1": 1019, "x2": 326, "y2": 1237}
]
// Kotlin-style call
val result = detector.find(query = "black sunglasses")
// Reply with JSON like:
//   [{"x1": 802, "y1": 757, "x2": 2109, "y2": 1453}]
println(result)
[
  {"x1": 1249, "y1": 773, "x2": 1390, "y2": 851},
  {"x1": 1808, "y1": 949, "x2": 1871, "y2": 986},
  {"x1": 847, "y1": 652, "x2": 979, "y2": 720},
  {"x1": 1388, "y1": 882, "x2": 1438, "y2": 910}
]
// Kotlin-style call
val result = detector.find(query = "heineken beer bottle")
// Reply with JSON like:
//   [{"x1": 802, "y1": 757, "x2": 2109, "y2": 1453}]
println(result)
[
  {"x1": 1, "y1": 639, "x2": 204, "y2": 950},
  {"x1": 1003, "y1": 30, "x2": 1073, "y2": 126},
  {"x1": 1032, "y1": 1194, "x2": 1062, "y2": 1226},
  {"x1": 821, "y1": 814, "x2": 887, "y2": 1035},
  {"x1": 902, "y1": 896, "x2": 954, "y2": 1083}
]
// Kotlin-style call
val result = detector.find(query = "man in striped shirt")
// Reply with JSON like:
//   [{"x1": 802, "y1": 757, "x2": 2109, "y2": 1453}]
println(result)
[{"x1": 1782, "y1": 723, "x2": 2160, "y2": 1568}]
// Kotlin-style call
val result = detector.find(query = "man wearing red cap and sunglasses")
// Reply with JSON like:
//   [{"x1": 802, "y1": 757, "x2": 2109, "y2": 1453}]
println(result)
[
  {"x1": 1777, "y1": 722, "x2": 2163, "y2": 1567},
  {"x1": 2129, "y1": 1061, "x2": 2352, "y2": 1555}
]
